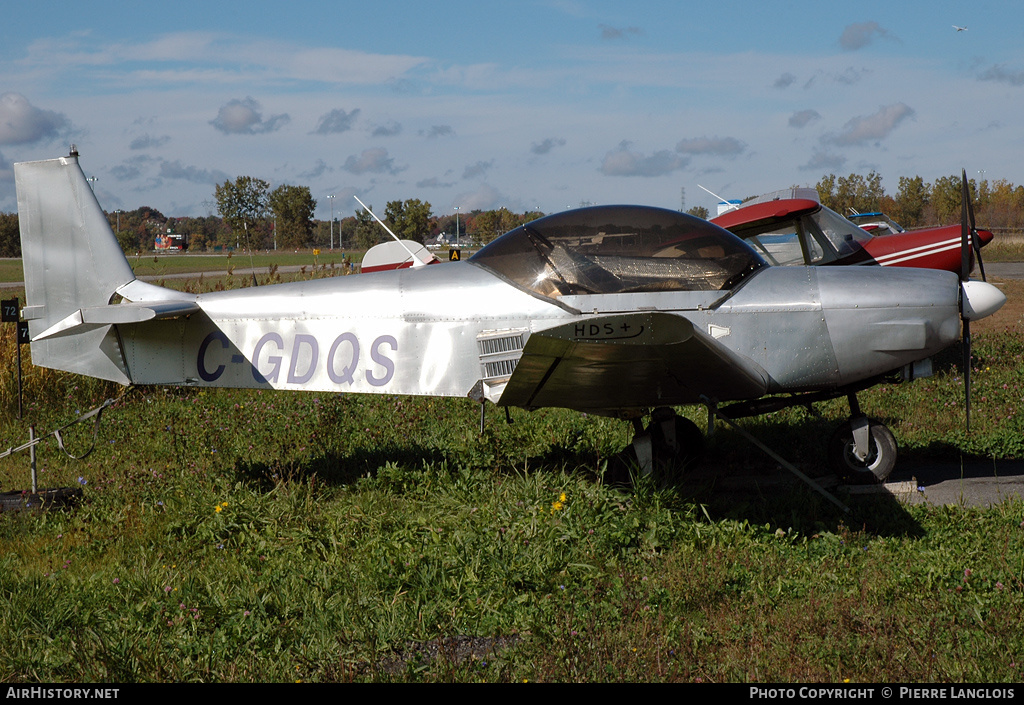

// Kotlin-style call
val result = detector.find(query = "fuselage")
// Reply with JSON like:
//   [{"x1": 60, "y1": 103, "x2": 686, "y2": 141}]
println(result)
[
  {"x1": 118, "y1": 257, "x2": 963, "y2": 414},
  {"x1": 16, "y1": 155, "x2": 999, "y2": 420}
]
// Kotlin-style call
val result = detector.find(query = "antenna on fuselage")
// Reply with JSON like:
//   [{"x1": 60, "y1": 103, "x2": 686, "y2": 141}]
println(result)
[
  {"x1": 353, "y1": 196, "x2": 430, "y2": 268},
  {"x1": 698, "y1": 184, "x2": 740, "y2": 213}
]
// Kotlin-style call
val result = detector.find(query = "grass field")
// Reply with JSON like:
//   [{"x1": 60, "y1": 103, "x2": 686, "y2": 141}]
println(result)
[
  {"x1": 0, "y1": 275, "x2": 1021, "y2": 682},
  {"x1": 0, "y1": 251, "x2": 364, "y2": 284}
]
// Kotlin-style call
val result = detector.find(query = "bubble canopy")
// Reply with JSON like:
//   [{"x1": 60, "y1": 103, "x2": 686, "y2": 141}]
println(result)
[{"x1": 469, "y1": 205, "x2": 767, "y2": 299}]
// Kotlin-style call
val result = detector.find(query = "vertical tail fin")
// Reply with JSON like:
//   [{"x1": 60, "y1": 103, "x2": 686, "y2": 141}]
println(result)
[{"x1": 15, "y1": 150, "x2": 137, "y2": 383}]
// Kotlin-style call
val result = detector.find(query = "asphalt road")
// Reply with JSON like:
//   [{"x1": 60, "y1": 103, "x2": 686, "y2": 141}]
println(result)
[
  {"x1": 982, "y1": 262, "x2": 1024, "y2": 279},
  {"x1": 890, "y1": 457, "x2": 1024, "y2": 508}
]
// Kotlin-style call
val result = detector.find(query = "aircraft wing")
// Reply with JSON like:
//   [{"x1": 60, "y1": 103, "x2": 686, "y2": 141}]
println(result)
[{"x1": 498, "y1": 312, "x2": 769, "y2": 412}]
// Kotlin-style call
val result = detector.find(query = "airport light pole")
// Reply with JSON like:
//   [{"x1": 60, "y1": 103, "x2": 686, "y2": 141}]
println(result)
[
  {"x1": 453, "y1": 206, "x2": 460, "y2": 247},
  {"x1": 327, "y1": 194, "x2": 336, "y2": 250},
  {"x1": 87, "y1": 176, "x2": 98, "y2": 193}
]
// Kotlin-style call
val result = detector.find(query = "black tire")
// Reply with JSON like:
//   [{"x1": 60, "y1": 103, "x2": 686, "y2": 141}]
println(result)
[
  {"x1": 0, "y1": 487, "x2": 84, "y2": 513},
  {"x1": 604, "y1": 415, "x2": 705, "y2": 488},
  {"x1": 648, "y1": 413, "x2": 705, "y2": 486},
  {"x1": 828, "y1": 419, "x2": 897, "y2": 484}
]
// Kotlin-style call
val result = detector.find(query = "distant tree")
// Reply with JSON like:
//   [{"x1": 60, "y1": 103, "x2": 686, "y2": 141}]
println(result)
[
  {"x1": 983, "y1": 179, "x2": 1024, "y2": 230},
  {"x1": 893, "y1": 175, "x2": 929, "y2": 228},
  {"x1": 816, "y1": 174, "x2": 837, "y2": 207},
  {"x1": 112, "y1": 206, "x2": 167, "y2": 253},
  {"x1": 686, "y1": 205, "x2": 710, "y2": 219},
  {"x1": 269, "y1": 184, "x2": 317, "y2": 249},
  {"x1": 384, "y1": 199, "x2": 433, "y2": 244},
  {"x1": 353, "y1": 206, "x2": 380, "y2": 250},
  {"x1": 929, "y1": 175, "x2": 964, "y2": 226},
  {"x1": 215, "y1": 176, "x2": 269, "y2": 249},
  {"x1": 0, "y1": 212, "x2": 20, "y2": 258},
  {"x1": 473, "y1": 208, "x2": 519, "y2": 244},
  {"x1": 116, "y1": 229, "x2": 139, "y2": 254},
  {"x1": 337, "y1": 216, "x2": 358, "y2": 250}
]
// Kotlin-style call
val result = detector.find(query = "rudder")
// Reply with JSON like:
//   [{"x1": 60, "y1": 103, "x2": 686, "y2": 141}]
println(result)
[{"x1": 15, "y1": 149, "x2": 137, "y2": 383}]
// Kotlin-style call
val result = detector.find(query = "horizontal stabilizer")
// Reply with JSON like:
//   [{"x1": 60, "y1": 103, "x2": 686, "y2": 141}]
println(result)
[
  {"x1": 33, "y1": 300, "x2": 202, "y2": 341},
  {"x1": 499, "y1": 312, "x2": 768, "y2": 412}
]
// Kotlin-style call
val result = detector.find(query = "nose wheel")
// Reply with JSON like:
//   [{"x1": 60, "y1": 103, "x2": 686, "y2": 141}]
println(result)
[{"x1": 827, "y1": 417, "x2": 897, "y2": 484}]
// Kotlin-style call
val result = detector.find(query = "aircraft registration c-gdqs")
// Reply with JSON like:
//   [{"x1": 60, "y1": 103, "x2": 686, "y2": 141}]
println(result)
[{"x1": 14, "y1": 150, "x2": 1006, "y2": 486}]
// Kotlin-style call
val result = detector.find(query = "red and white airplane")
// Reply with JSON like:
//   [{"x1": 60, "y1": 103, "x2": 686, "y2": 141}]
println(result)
[{"x1": 710, "y1": 180, "x2": 992, "y2": 276}]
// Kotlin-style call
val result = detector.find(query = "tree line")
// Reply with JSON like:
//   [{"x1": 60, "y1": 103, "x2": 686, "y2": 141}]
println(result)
[
  {"x1": 1, "y1": 170, "x2": 1022, "y2": 258},
  {"x1": 813, "y1": 171, "x2": 1024, "y2": 231}
]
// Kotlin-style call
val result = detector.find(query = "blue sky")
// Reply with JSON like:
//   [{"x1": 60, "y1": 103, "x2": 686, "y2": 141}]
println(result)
[{"x1": 1, "y1": 0, "x2": 1022, "y2": 221}]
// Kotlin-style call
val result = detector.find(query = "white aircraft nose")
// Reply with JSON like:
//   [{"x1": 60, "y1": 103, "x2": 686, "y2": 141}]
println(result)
[{"x1": 961, "y1": 280, "x2": 1007, "y2": 321}]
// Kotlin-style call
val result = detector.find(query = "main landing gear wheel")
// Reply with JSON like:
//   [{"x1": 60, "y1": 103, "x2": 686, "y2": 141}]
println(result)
[
  {"x1": 827, "y1": 418, "x2": 897, "y2": 485},
  {"x1": 649, "y1": 408, "x2": 705, "y2": 477},
  {"x1": 608, "y1": 408, "x2": 704, "y2": 487}
]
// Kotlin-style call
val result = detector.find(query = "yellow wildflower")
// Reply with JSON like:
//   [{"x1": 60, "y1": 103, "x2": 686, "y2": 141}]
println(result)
[{"x1": 551, "y1": 492, "x2": 566, "y2": 513}]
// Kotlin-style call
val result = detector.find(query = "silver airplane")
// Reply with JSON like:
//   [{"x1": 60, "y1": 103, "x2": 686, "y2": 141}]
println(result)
[{"x1": 14, "y1": 150, "x2": 1006, "y2": 485}]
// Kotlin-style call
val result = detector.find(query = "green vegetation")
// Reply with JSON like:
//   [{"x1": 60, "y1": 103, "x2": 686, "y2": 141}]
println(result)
[
  {"x1": 0, "y1": 277, "x2": 1021, "y2": 682},
  {"x1": 0, "y1": 252, "x2": 362, "y2": 285},
  {"x1": 814, "y1": 171, "x2": 1024, "y2": 232}
]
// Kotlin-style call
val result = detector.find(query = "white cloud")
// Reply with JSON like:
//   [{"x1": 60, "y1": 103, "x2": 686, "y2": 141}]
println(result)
[
  {"x1": 421, "y1": 125, "x2": 454, "y2": 139},
  {"x1": 774, "y1": 73, "x2": 796, "y2": 89},
  {"x1": 825, "y1": 103, "x2": 914, "y2": 147},
  {"x1": 312, "y1": 108, "x2": 361, "y2": 135},
  {"x1": 978, "y1": 64, "x2": 1024, "y2": 86},
  {"x1": 455, "y1": 183, "x2": 504, "y2": 211},
  {"x1": 675, "y1": 136, "x2": 745, "y2": 157},
  {"x1": 600, "y1": 25, "x2": 643, "y2": 41},
  {"x1": 789, "y1": 110, "x2": 821, "y2": 128},
  {"x1": 800, "y1": 150, "x2": 847, "y2": 172},
  {"x1": 129, "y1": 134, "x2": 171, "y2": 150},
  {"x1": 531, "y1": 137, "x2": 566, "y2": 155},
  {"x1": 463, "y1": 160, "x2": 494, "y2": 180},
  {"x1": 838, "y1": 22, "x2": 897, "y2": 51},
  {"x1": 0, "y1": 93, "x2": 70, "y2": 146},
  {"x1": 372, "y1": 122, "x2": 402, "y2": 137},
  {"x1": 209, "y1": 97, "x2": 290, "y2": 135},
  {"x1": 342, "y1": 147, "x2": 402, "y2": 175},
  {"x1": 600, "y1": 141, "x2": 688, "y2": 177},
  {"x1": 158, "y1": 160, "x2": 229, "y2": 184}
]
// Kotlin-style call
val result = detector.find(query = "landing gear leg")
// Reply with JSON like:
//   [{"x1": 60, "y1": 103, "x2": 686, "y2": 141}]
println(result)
[
  {"x1": 828, "y1": 394, "x2": 898, "y2": 484},
  {"x1": 622, "y1": 407, "x2": 704, "y2": 486}
]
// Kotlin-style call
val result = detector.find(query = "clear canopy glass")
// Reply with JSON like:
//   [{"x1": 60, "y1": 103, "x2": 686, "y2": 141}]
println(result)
[
  {"x1": 729, "y1": 205, "x2": 875, "y2": 266},
  {"x1": 471, "y1": 205, "x2": 766, "y2": 299}
]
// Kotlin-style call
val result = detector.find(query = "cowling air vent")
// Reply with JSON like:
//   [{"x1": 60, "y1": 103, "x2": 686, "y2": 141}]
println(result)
[{"x1": 475, "y1": 329, "x2": 527, "y2": 402}]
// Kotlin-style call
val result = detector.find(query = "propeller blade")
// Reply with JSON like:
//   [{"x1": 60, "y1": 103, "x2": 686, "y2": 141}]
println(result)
[
  {"x1": 972, "y1": 235, "x2": 987, "y2": 281},
  {"x1": 963, "y1": 316, "x2": 972, "y2": 433},
  {"x1": 959, "y1": 168, "x2": 989, "y2": 281},
  {"x1": 967, "y1": 184, "x2": 988, "y2": 282},
  {"x1": 959, "y1": 169, "x2": 976, "y2": 432},
  {"x1": 960, "y1": 170, "x2": 971, "y2": 282}
]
